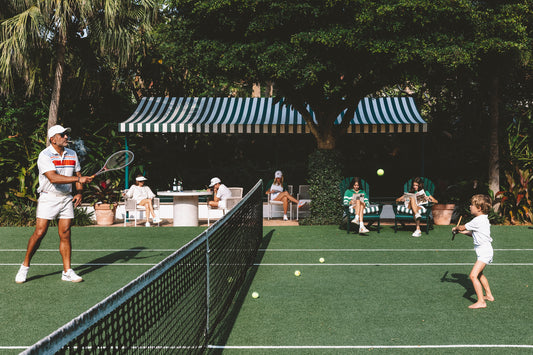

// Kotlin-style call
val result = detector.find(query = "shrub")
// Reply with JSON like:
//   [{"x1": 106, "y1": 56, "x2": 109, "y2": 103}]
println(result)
[{"x1": 300, "y1": 149, "x2": 343, "y2": 225}]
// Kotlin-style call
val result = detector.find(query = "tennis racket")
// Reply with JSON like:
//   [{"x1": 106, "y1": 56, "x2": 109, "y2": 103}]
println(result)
[
  {"x1": 92, "y1": 150, "x2": 134, "y2": 177},
  {"x1": 451, "y1": 216, "x2": 463, "y2": 241}
]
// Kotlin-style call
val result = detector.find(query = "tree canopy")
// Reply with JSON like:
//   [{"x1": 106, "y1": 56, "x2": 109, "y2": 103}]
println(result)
[{"x1": 158, "y1": 0, "x2": 532, "y2": 149}]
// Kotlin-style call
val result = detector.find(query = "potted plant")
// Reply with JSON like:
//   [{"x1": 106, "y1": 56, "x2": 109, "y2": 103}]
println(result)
[
  {"x1": 432, "y1": 183, "x2": 461, "y2": 225},
  {"x1": 85, "y1": 178, "x2": 121, "y2": 225}
]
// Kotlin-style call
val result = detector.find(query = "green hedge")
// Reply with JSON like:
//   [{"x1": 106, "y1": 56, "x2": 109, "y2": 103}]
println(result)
[{"x1": 300, "y1": 149, "x2": 343, "y2": 225}]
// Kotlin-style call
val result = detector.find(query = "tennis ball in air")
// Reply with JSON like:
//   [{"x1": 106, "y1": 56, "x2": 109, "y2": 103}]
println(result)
[
  {"x1": 377, "y1": 168, "x2": 385, "y2": 176},
  {"x1": 319, "y1": 257, "x2": 325, "y2": 263},
  {"x1": 252, "y1": 292, "x2": 259, "y2": 299},
  {"x1": 294, "y1": 270, "x2": 301, "y2": 276}
]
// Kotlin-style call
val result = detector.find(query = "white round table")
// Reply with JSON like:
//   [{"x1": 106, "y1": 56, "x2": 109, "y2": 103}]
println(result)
[{"x1": 157, "y1": 190, "x2": 212, "y2": 226}]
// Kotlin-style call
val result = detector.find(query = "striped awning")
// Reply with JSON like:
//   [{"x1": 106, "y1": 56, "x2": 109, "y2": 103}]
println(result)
[{"x1": 119, "y1": 97, "x2": 427, "y2": 134}]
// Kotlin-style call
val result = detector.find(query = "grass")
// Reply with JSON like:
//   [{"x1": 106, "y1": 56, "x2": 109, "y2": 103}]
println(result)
[{"x1": 0, "y1": 225, "x2": 532, "y2": 354}]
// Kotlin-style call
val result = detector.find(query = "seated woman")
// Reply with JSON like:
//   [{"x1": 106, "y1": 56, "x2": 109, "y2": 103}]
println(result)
[
  {"x1": 343, "y1": 177, "x2": 370, "y2": 234},
  {"x1": 124, "y1": 175, "x2": 160, "y2": 226},
  {"x1": 396, "y1": 177, "x2": 438, "y2": 237},
  {"x1": 265, "y1": 170, "x2": 302, "y2": 221}
]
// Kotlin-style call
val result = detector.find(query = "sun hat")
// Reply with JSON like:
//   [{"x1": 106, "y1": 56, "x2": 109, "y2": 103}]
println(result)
[
  {"x1": 209, "y1": 177, "x2": 221, "y2": 187},
  {"x1": 136, "y1": 176, "x2": 148, "y2": 181},
  {"x1": 274, "y1": 170, "x2": 283, "y2": 178},
  {"x1": 48, "y1": 125, "x2": 71, "y2": 139}
]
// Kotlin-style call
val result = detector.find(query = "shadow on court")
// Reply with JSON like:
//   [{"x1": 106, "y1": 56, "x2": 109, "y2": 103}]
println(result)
[
  {"x1": 208, "y1": 229, "x2": 275, "y2": 354},
  {"x1": 440, "y1": 271, "x2": 476, "y2": 303},
  {"x1": 26, "y1": 247, "x2": 161, "y2": 282}
]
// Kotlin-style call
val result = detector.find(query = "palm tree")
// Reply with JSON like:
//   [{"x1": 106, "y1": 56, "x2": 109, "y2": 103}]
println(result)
[{"x1": 0, "y1": 0, "x2": 156, "y2": 132}]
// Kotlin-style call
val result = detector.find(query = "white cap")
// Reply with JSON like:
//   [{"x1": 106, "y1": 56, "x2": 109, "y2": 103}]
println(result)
[
  {"x1": 48, "y1": 125, "x2": 71, "y2": 139},
  {"x1": 209, "y1": 177, "x2": 221, "y2": 187},
  {"x1": 136, "y1": 176, "x2": 147, "y2": 181},
  {"x1": 274, "y1": 170, "x2": 282, "y2": 178}
]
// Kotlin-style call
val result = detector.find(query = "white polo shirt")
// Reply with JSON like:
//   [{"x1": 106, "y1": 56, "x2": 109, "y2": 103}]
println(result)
[{"x1": 37, "y1": 145, "x2": 81, "y2": 195}]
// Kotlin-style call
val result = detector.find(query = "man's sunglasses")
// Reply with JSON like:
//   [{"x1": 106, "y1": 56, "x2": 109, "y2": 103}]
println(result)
[{"x1": 58, "y1": 132, "x2": 69, "y2": 137}]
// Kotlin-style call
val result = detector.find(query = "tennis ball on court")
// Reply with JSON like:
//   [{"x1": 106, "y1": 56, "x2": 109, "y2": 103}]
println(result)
[
  {"x1": 252, "y1": 292, "x2": 259, "y2": 299},
  {"x1": 294, "y1": 270, "x2": 301, "y2": 277},
  {"x1": 319, "y1": 257, "x2": 325, "y2": 263},
  {"x1": 377, "y1": 168, "x2": 385, "y2": 176}
]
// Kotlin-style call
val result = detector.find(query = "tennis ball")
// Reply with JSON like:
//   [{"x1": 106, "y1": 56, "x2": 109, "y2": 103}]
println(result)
[
  {"x1": 377, "y1": 168, "x2": 384, "y2": 176},
  {"x1": 294, "y1": 270, "x2": 301, "y2": 276},
  {"x1": 319, "y1": 257, "x2": 325, "y2": 263},
  {"x1": 252, "y1": 292, "x2": 259, "y2": 298}
]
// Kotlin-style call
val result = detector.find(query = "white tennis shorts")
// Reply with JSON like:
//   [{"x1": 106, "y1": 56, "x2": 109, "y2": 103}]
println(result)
[
  {"x1": 36, "y1": 192, "x2": 74, "y2": 220},
  {"x1": 475, "y1": 244, "x2": 494, "y2": 264},
  {"x1": 218, "y1": 199, "x2": 227, "y2": 210}
]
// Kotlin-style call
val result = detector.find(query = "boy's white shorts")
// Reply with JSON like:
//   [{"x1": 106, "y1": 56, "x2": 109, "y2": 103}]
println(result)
[
  {"x1": 36, "y1": 192, "x2": 74, "y2": 220},
  {"x1": 475, "y1": 244, "x2": 494, "y2": 264}
]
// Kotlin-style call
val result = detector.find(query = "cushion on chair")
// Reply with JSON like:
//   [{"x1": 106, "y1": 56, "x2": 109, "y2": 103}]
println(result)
[{"x1": 396, "y1": 205, "x2": 427, "y2": 215}]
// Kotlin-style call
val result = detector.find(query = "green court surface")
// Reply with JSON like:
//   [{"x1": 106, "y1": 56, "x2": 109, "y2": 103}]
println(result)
[{"x1": 1, "y1": 225, "x2": 532, "y2": 354}]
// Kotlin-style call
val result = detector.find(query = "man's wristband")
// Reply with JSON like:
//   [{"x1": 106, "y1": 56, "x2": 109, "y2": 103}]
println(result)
[{"x1": 76, "y1": 190, "x2": 83, "y2": 195}]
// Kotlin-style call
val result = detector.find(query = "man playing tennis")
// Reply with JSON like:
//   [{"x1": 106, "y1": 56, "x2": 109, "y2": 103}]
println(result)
[{"x1": 15, "y1": 125, "x2": 94, "y2": 283}]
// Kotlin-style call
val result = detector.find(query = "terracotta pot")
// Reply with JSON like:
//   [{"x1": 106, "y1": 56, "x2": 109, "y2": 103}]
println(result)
[
  {"x1": 94, "y1": 203, "x2": 117, "y2": 226},
  {"x1": 432, "y1": 204, "x2": 455, "y2": 225}
]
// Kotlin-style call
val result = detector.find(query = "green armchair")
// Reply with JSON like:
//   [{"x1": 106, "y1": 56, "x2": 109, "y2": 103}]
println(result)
[
  {"x1": 339, "y1": 177, "x2": 383, "y2": 233},
  {"x1": 393, "y1": 177, "x2": 435, "y2": 234}
]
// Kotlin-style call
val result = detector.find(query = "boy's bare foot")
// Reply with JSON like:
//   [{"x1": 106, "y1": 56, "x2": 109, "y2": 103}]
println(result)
[
  {"x1": 484, "y1": 295, "x2": 495, "y2": 302},
  {"x1": 468, "y1": 302, "x2": 487, "y2": 309}
]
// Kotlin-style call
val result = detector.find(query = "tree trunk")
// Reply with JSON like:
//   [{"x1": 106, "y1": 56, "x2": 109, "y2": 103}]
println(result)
[
  {"x1": 47, "y1": 33, "x2": 67, "y2": 144},
  {"x1": 315, "y1": 130, "x2": 336, "y2": 150},
  {"x1": 488, "y1": 75, "x2": 500, "y2": 210}
]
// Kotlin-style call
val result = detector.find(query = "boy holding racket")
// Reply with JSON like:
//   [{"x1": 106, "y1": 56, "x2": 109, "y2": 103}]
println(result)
[
  {"x1": 15, "y1": 125, "x2": 94, "y2": 284},
  {"x1": 452, "y1": 194, "x2": 495, "y2": 309}
]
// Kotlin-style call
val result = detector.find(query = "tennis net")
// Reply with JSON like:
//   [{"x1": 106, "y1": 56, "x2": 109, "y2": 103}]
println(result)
[{"x1": 22, "y1": 179, "x2": 263, "y2": 354}]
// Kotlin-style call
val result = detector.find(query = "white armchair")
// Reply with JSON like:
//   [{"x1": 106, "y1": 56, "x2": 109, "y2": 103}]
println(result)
[
  {"x1": 267, "y1": 185, "x2": 293, "y2": 220},
  {"x1": 123, "y1": 194, "x2": 160, "y2": 227},
  {"x1": 207, "y1": 187, "x2": 243, "y2": 226}
]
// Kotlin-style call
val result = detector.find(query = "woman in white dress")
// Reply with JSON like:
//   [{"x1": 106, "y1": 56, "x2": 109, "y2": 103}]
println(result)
[
  {"x1": 265, "y1": 170, "x2": 301, "y2": 221},
  {"x1": 124, "y1": 175, "x2": 160, "y2": 225}
]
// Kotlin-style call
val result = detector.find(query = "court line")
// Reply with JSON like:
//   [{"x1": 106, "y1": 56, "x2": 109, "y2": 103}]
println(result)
[
  {"x1": 256, "y1": 263, "x2": 533, "y2": 266},
  {"x1": 260, "y1": 249, "x2": 533, "y2": 252},
  {"x1": 0, "y1": 249, "x2": 175, "y2": 252},
  {"x1": 208, "y1": 344, "x2": 533, "y2": 350},
  {"x1": 0, "y1": 263, "x2": 159, "y2": 266},
  {"x1": 2, "y1": 248, "x2": 532, "y2": 252},
  {"x1": 4, "y1": 344, "x2": 532, "y2": 351},
  {"x1": 2, "y1": 262, "x2": 533, "y2": 267}
]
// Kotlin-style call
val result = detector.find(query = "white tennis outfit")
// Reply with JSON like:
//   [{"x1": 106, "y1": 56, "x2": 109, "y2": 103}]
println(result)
[
  {"x1": 36, "y1": 145, "x2": 81, "y2": 220},
  {"x1": 215, "y1": 184, "x2": 232, "y2": 209},
  {"x1": 269, "y1": 183, "x2": 284, "y2": 200},
  {"x1": 125, "y1": 185, "x2": 155, "y2": 204},
  {"x1": 465, "y1": 214, "x2": 493, "y2": 264}
]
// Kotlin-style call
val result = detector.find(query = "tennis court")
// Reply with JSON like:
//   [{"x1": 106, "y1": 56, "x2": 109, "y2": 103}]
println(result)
[{"x1": 1, "y1": 222, "x2": 532, "y2": 353}]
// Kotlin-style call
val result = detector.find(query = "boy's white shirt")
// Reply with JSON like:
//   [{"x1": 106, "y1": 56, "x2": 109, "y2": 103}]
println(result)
[{"x1": 465, "y1": 214, "x2": 492, "y2": 246}]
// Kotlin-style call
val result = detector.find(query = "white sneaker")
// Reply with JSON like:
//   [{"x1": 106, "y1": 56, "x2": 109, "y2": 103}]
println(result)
[
  {"x1": 152, "y1": 217, "x2": 161, "y2": 224},
  {"x1": 351, "y1": 215, "x2": 359, "y2": 224},
  {"x1": 15, "y1": 264, "x2": 29, "y2": 284},
  {"x1": 297, "y1": 200, "x2": 307, "y2": 209},
  {"x1": 145, "y1": 221, "x2": 151, "y2": 227},
  {"x1": 283, "y1": 215, "x2": 288, "y2": 221},
  {"x1": 62, "y1": 269, "x2": 83, "y2": 283},
  {"x1": 359, "y1": 226, "x2": 370, "y2": 234},
  {"x1": 412, "y1": 230, "x2": 422, "y2": 237}
]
